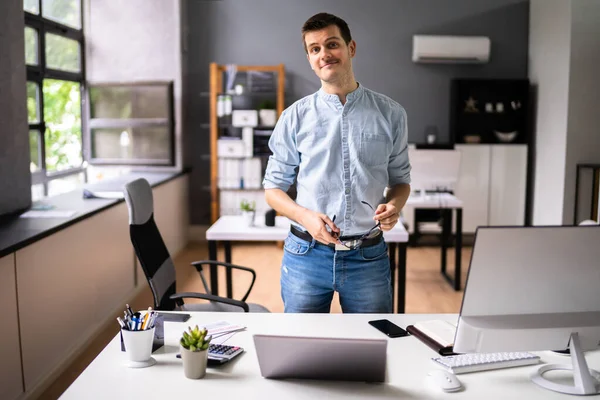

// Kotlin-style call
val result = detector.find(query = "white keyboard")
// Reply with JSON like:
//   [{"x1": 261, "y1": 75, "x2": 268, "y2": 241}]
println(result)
[{"x1": 432, "y1": 352, "x2": 541, "y2": 374}]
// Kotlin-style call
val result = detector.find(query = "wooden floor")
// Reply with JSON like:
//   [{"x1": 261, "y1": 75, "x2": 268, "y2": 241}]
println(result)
[{"x1": 40, "y1": 241, "x2": 471, "y2": 399}]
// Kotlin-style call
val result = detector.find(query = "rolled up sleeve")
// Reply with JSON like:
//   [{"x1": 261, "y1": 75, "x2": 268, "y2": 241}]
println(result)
[
  {"x1": 388, "y1": 106, "x2": 411, "y2": 186},
  {"x1": 262, "y1": 110, "x2": 299, "y2": 192}
]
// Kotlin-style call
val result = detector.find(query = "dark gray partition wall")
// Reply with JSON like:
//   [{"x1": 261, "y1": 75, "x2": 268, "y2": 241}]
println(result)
[
  {"x1": 182, "y1": 0, "x2": 530, "y2": 224},
  {"x1": 0, "y1": 0, "x2": 31, "y2": 217}
]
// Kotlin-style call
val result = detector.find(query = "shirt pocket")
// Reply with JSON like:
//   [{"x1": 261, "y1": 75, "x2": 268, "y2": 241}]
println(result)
[{"x1": 358, "y1": 132, "x2": 390, "y2": 167}]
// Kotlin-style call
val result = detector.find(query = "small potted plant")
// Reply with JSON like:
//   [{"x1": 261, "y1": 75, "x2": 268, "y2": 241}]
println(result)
[
  {"x1": 240, "y1": 199, "x2": 256, "y2": 226},
  {"x1": 180, "y1": 325, "x2": 212, "y2": 379},
  {"x1": 258, "y1": 99, "x2": 277, "y2": 127}
]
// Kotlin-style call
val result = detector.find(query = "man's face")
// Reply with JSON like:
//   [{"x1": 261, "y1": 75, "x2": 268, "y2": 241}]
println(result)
[{"x1": 304, "y1": 25, "x2": 356, "y2": 84}]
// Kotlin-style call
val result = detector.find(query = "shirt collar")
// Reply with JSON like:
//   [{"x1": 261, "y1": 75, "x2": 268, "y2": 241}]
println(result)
[{"x1": 317, "y1": 82, "x2": 364, "y2": 103}]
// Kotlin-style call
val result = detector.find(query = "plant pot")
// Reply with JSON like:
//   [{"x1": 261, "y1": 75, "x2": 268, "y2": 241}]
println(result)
[
  {"x1": 180, "y1": 345, "x2": 208, "y2": 379},
  {"x1": 242, "y1": 210, "x2": 255, "y2": 226},
  {"x1": 259, "y1": 109, "x2": 277, "y2": 127}
]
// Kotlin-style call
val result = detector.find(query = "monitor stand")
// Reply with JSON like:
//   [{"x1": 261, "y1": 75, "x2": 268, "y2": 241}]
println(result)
[{"x1": 531, "y1": 332, "x2": 600, "y2": 395}]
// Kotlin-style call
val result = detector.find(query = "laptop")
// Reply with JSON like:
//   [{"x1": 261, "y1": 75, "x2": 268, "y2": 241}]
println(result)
[{"x1": 253, "y1": 334, "x2": 387, "y2": 382}]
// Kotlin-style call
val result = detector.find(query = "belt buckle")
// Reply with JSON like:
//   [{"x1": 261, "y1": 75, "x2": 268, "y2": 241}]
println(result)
[{"x1": 335, "y1": 243, "x2": 352, "y2": 251}]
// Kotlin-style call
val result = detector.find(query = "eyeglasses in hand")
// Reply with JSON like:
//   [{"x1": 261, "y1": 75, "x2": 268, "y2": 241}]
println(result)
[{"x1": 332, "y1": 201, "x2": 381, "y2": 250}]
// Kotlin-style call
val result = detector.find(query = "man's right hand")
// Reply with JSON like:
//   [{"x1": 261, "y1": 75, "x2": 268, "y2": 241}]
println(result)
[{"x1": 298, "y1": 210, "x2": 340, "y2": 245}]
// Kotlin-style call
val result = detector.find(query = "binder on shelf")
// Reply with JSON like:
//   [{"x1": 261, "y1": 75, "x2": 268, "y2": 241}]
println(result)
[{"x1": 406, "y1": 320, "x2": 458, "y2": 356}]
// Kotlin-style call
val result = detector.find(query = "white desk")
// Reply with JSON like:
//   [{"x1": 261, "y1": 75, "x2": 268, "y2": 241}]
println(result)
[
  {"x1": 60, "y1": 312, "x2": 600, "y2": 399},
  {"x1": 403, "y1": 193, "x2": 464, "y2": 290},
  {"x1": 206, "y1": 216, "x2": 409, "y2": 312}
]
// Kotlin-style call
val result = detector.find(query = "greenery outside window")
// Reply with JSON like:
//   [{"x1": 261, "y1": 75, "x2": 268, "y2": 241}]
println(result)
[
  {"x1": 87, "y1": 82, "x2": 175, "y2": 166},
  {"x1": 25, "y1": 0, "x2": 85, "y2": 196}
]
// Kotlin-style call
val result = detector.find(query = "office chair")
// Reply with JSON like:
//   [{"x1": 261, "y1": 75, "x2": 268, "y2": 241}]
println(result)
[{"x1": 123, "y1": 178, "x2": 269, "y2": 313}]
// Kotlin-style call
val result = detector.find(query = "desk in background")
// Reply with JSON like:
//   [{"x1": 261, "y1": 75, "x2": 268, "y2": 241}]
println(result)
[
  {"x1": 206, "y1": 215, "x2": 409, "y2": 313},
  {"x1": 403, "y1": 193, "x2": 464, "y2": 291},
  {"x1": 59, "y1": 312, "x2": 600, "y2": 399}
]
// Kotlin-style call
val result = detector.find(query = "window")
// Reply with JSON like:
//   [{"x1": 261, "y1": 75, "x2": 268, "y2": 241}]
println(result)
[
  {"x1": 25, "y1": 0, "x2": 85, "y2": 196},
  {"x1": 87, "y1": 82, "x2": 175, "y2": 166}
]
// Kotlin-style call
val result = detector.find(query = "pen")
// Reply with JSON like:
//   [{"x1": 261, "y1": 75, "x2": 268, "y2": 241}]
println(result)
[
  {"x1": 126, "y1": 304, "x2": 134, "y2": 317},
  {"x1": 141, "y1": 312, "x2": 150, "y2": 330},
  {"x1": 116, "y1": 317, "x2": 127, "y2": 330},
  {"x1": 148, "y1": 312, "x2": 157, "y2": 329},
  {"x1": 134, "y1": 317, "x2": 142, "y2": 331}
]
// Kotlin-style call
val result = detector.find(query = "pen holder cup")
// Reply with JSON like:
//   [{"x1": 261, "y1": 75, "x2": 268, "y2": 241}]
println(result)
[{"x1": 121, "y1": 327, "x2": 156, "y2": 368}]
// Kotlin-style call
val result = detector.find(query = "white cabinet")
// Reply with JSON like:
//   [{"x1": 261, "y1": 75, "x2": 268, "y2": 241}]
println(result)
[
  {"x1": 0, "y1": 254, "x2": 24, "y2": 400},
  {"x1": 489, "y1": 145, "x2": 528, "y2": 226},
  {"x1": 455, "y1": 144, "x2": 527, "y2": 233},
  {"x1": 455, "y1": 145, "x2": 492, "y2": 233}
]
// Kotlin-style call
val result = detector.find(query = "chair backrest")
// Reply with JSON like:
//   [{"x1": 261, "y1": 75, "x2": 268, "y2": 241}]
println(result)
[{"x1": 123, "y1": 178, "x2": 178, "y2": 310}]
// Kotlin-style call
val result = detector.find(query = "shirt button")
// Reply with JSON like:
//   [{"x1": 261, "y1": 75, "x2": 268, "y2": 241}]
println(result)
[{"x1": 345, "y1": 189, "x2": 350, "y2": 194}]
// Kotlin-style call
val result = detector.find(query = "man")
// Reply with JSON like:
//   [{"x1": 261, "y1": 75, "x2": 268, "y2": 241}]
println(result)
[{"x1": 262, "y1": 12, "x2": 411, "y2": 313}]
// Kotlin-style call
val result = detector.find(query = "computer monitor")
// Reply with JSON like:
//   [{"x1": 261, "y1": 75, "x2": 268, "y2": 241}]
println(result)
[
  {"x1": 407, "y1": 148, "x2": 461, "y2": 194},
  {"x1": 454, "y1": 225, "x2": 600, "y2": 395}
]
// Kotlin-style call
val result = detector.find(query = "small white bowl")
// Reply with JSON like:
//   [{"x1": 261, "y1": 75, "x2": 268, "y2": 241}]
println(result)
[{"x1": 494, "y1": 130, "x2": 518, "y2": 143}]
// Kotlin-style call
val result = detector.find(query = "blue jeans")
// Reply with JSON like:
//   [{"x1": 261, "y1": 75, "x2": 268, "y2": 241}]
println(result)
[{"x1": 280, "y1": 232, "x2": 392, "y2": 313}]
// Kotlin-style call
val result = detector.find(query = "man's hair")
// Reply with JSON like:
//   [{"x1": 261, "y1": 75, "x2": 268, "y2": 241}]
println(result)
[{"x1": 301, "y1": 13, "x2": 352, "y2": 53}]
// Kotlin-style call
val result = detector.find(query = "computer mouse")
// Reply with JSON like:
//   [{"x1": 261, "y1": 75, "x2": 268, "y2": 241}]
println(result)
[{"x1": 427, "y1": 369, "x2": 463, "y2": 392}]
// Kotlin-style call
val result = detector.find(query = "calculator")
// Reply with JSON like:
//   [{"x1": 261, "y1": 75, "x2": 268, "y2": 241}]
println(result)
[
  {"x1": 207, "y1": 344, "x2": 244, "y2": 365},
  {"x1": 176, "y1": 343, "x2": 244, "y2": 365}
]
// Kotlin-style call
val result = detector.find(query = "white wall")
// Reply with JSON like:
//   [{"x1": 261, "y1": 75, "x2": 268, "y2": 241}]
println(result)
[
  {"x1": 562, "y1": 0, "x2": 600, "y2": 224},
  {"x1": 85, "y1": 0, "x2": 183, "y2": 169},
  {"x1": 528, "y1": 0, "x2": 571, "y2": 225}
]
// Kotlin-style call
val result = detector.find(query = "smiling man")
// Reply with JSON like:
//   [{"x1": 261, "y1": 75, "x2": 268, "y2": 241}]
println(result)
[{"x1": 263, "y1": 12, "x2": 412, "y2": 313}]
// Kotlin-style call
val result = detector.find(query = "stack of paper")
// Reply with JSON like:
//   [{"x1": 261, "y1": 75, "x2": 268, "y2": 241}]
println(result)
[{"x1": 200, "y1": 320, "x2": 246, "y2": 345}]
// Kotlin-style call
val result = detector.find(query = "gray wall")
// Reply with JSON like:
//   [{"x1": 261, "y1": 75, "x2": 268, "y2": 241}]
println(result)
[
  {"x1": 84, "y1": 0, "x2": 183, "y2": 169},
  {"x1": 0, "y1": 0, "x2": 32, "y2": 218},
  {"x1": 183, "y1": 0, "x2": 530, "y2": 225},
  {"x1": 528, "y1": 0, "x2": 571, "y2": 225},
  {"x1": 562, "y1": 0, "x2": 600, "y2": 225}
]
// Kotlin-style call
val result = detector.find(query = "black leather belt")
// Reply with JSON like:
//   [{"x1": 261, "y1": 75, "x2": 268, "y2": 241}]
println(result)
[{"x1": 290, "y1": 226, "x2": 383, "y2": 249}]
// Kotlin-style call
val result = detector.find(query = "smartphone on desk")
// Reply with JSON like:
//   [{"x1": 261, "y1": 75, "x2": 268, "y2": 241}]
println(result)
[{"x1": 369, "y1": 319, "x2": 409, "y2": 338}]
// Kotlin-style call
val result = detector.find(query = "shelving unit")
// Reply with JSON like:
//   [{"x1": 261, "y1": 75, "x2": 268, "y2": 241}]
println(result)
[
  {"x1": 209, "y1": 63, "x2": 285, "y2": 223},
  {"x1": 448, "y1": 79, "x2": 532, "y2": 231}
]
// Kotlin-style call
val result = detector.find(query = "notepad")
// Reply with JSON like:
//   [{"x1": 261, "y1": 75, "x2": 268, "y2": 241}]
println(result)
[
  {"x1": 415, "y1": 320, "x2": 456, "y2": 346},
  {"x1": 406, "y1": 319, "x2": 457, "y2": 356}
]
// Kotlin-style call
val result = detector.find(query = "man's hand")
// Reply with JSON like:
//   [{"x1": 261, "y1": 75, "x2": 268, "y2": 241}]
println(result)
[
  {"x1": 298, "y1": 210, "x2": 340, "y2": 245},
  {"x1": 373, "y1": 203, "x2": 400, "y2": 231}
]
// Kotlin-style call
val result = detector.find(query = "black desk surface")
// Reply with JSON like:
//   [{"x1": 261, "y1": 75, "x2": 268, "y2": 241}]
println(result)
[{"x1": 0, "y1": 171, "x2": 187, "y2": 258}]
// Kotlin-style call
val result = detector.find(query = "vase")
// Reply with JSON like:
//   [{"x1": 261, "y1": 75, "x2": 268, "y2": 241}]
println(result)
[{"x1": 180, "y1": 345, "x2": 208, "y2": 379}]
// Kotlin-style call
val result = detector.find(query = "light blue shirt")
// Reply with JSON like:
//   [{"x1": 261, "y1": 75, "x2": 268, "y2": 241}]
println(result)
[{"x1": 263, "y1": 84, "x2": 411, "y2": 236}]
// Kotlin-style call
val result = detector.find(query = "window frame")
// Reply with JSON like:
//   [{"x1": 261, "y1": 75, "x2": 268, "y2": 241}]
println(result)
[
  {"x1": 25, "y1": 1, "x2": 86, "y2": 194},
  {"x1": 86, "y1": 81, "x2": 176, "y2": 166}
]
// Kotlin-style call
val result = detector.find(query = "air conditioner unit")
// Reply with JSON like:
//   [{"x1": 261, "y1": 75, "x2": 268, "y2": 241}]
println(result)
[{"x1": 412, "y1": 35, "x2": 490, "y2": 64}]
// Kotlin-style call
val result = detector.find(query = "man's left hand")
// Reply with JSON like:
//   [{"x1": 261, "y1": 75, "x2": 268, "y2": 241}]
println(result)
[{"x1": 373, "y1": 203, "x2": 399, "y2": 231}]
